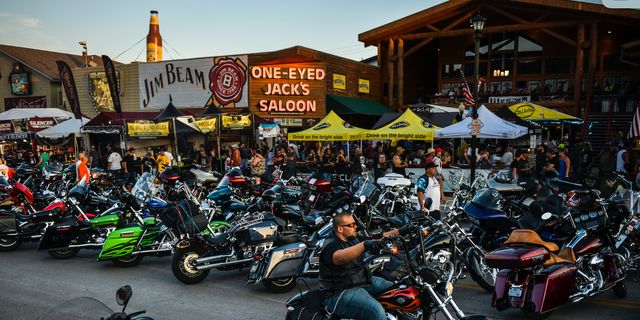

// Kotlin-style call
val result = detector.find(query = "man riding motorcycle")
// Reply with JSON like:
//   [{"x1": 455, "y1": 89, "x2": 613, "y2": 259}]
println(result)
[{"x1": 319, "y1": 212, "x2": 415, "y2": 320}]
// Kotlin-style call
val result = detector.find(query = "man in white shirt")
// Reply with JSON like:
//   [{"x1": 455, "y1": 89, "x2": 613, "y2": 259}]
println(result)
[
  {"x1": 163, "y1": 147, "x2": 174, "y2": 168},
  {"x1": 500, "y1": 146, "x2": 514, "y2": 165},
  {"x1": 108, "y1": 149, "x2": 123, "y2": 180},
  {"x1": 416, "y1": 162, "x2": 441, "y2": 220}
]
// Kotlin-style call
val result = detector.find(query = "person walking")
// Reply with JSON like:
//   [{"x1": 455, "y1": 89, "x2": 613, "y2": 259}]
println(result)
[
  {"x1": 108, "y1": 148, "x2": 123, "y2": 180},
  {"x1": 510, "y1": 149, "x2": 531, "y2": 181},
  {"x1": 230, "y1": 144, "x2": 242, "y2": 168},
  {"x1": 89, "y1": 145, "x2": 100, "y2": 170},
  {"x1": 598, "y1": 142, "x2": 617, "y2": 177},
  {"x1": 77, "y1": 151, "x2": 90, "y2": 184},
  {"x1": 155, "y1": 149, "x2": 170, "y2": 173},
  {"x1": 123, "y1": 148, "x2": 137, "y2": 185},
  {"x1": 321, "y1": 148, "x2": 335, "y2": 181},
  {"x1": 416, "y1": 162, "x2": 441, "y2": 219},
  {"x1": 532, "y1": 144, "x2": 547, "y2": 184},
  {"x1": 238, "y1": 142, "x2": 248, "y2": 169},
  {"x1": 250, "y1": 150, "x2": 266, "y2": 183},
  {"x1": 570, "y1": 136, "x2": 583, "y2": 176},
  {"x1": 37, "y1": 149, "x2": 49, "y2": 170},
  {"x1": 141, "y1": 153, "x2": 156, "y2": 175}
]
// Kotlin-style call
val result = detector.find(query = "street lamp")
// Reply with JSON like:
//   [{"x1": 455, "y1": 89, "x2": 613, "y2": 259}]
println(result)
[{"x1": 470, "y1": 12, "x2": 486, "y2": 182}]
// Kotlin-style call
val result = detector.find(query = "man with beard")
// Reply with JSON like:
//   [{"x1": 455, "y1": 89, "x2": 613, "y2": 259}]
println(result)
[{"x1": 319, "y1": 212, "x2": 415, "y2": 320}]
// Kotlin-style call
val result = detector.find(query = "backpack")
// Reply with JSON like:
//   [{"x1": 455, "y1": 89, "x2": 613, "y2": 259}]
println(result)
[{"x1": 285, "y1": 289, "x2": 325, "y2": 320}]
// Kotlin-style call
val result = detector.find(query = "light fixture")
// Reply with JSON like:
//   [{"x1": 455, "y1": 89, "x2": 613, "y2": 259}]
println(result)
[
  {"x1": 608, "y1": 31, "x2": 611, "y2": 34},
  {"x1": 470, "y1": 12, "x2": 486, "y2": 39}
]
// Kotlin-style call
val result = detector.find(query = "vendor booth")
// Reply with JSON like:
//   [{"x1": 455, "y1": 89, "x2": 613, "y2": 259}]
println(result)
[
  {"x1": 289, "y1": 111, "x2": 364, "y2": 141},
  {"x1": 363, "y1": 108, "x2": 440, "y2": 141}
]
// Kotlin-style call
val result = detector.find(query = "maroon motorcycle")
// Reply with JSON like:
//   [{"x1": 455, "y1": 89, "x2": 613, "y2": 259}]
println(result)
[{"x1": 485, "y1": 190, "x2": 629, "y2": 319}]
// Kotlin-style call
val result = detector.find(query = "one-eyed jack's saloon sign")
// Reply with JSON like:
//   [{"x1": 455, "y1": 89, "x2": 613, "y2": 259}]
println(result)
[{"x1": 249, "y1": 62, "x2": 327, "y2": 119}]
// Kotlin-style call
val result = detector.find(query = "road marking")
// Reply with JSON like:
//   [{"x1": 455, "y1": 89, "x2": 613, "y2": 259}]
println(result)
[
  {"x1": 588, "y1": 300, "x2": 640, "y2": 309},
  {"x1": 456, "y1": 284, "x2": 485, "y2": 291}
]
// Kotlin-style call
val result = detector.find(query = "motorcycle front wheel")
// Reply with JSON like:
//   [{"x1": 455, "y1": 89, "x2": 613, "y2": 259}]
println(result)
[
  {"x1": 263, "y1": 277, "x2": 297, "y2": 293},
  {"x1": 0, "y1": 236, "x2": 22, "y2": 251},
  {"x1": 111, "y1": 254, "x2": 144, "y2": 267},
  {"x1": 468, "y1": 248, "x2": 497, "y2": 293},
  {"x1": 48, "y1": 248, "x2": 80, "y2": 259},
  {"x1": 172, "y1": 246, "x2": 210, "y2": 284}
]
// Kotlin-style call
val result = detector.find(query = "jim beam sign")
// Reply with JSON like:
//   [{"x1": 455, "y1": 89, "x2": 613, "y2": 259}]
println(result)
[{"x1": 249, "y1": 62, "x2": 326, "y2": 119}]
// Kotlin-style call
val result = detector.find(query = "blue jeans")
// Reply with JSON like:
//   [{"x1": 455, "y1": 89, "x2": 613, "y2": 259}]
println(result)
[
  {"x1": 286, "y1": 166, "x2": 295, "y2": 179},
  {"x1": 110, "y1": 169, "x2": 121, "y2": 180},
  {"x1": 124, "y1": 171, "x2": 136, "y2": 184},
  {"x1": 324, "y1": 276, "x2": 392, "y2": 320}
]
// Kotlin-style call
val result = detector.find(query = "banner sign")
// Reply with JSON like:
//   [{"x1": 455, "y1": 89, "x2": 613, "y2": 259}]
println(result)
[
  {"x1": 56, "y1": 61, "x2": 82, "y2": 119},
  {"x1": 88, "y1": 70, "x2": 120, "y2": 113},
  {"x1": 221, "y1": 114, "x2": 251, "y2": 129},
  {"x1": 195, "y1": 118, "x2": 217, "y2": 134},
  {"x1": 488, "y1": 95, "x2": 531, "y2": 104},
  {"x1": 126, "y1": 121, "x2": 170, "y2": 137},
  {"x1": 0, "y1": 120, "x2": 14, "y2": 134},
  {"x1": 4, "y1": 96, "x2": 47, "y2": 110},
  {"x1": 1, "y1": 132, "x2": 36, "y2": 141},
  {"x1": 28, "y1": 117, "x2": 57, "y2": 132},
  {"x1": 101, "y1": 55, "x2": 122, "y2": 116},
  {"x1": 431, "y1": 97, "x2": 453, "y2": 105},
  {"x1": 139, "y1": 56, "x2": 248, "y2": 109},
  {"x1": 273, "y1": 118, "x2": 303, "y2": 127},
  {"x1": 259, "y1": 123, "x2": 279, "y2": 138},
  {"x1": 358, "y1": 78, "x2": 370, "y2": 93},
  {"x1": 333, "y1": 73, "x2": 346, "y2": 90}
]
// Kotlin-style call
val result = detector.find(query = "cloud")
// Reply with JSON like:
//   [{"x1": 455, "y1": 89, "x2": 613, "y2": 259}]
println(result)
[
  {"x1": 0, "y1": 13, "x2": 9, "y2": 17},
  {"x1": 21, "y1": 18, "x2": 40, "y2": 27}
]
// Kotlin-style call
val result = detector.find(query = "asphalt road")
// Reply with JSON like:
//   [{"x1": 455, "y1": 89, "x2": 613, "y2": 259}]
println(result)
[{"x1": 1, "y1": 242, "x2": 639, "y2": 320}]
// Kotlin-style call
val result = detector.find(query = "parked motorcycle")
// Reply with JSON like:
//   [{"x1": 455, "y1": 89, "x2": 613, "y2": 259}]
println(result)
[
  {"x1": 486, "y1": 189, "x2": 630, "y2": 319},
  {"x1": 303, "y1": 172, "x2": 350, "y2": 215},
  {"x1": 0, "y1": 200, "x2": 66, "y2": 251}
]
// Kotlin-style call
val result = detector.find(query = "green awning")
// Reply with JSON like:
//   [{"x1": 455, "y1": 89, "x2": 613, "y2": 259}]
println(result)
[{"x1": 327, "y1": 95, "x2": 393, "y2": 115}]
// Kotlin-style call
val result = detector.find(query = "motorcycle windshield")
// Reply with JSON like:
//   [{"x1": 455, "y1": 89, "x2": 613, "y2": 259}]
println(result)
[
  {"x1": 69, "y1": 176, "x2": 89, "y2": 198},
  {"x1": 217, "y1": 175, "x2": 230, "y2": 188},
  {"x1": 493, "y1": 168, "x2": 516, "y2": 183},
  {"x1": 227, "y1": 167, "x2": 243, "y2": 177},
  {"x1": 131, "y1": 172, "x2": 156, "y2": 203},
  {"x1": 471, "y1": 188, "x2": 504, "y2": 211},
  {"x1": 354, "y1": 182, "x2": 378, "y2": 199},
  {"x1": 46, "y1": 162, "x2": 64, "y2": 172},
  {"x1": 36, "y1": 297, "x2": 113, "y2": 320}
]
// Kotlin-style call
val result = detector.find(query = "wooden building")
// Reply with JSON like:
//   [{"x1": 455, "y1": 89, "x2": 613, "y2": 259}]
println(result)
[{"x1": 358, "y1": 0, "x2": 640, "y2": 119}]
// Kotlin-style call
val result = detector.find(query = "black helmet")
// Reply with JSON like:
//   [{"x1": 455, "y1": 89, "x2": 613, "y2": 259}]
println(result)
[{"x1": 262, "y1": 189, "x2": 277, "y2": 202}]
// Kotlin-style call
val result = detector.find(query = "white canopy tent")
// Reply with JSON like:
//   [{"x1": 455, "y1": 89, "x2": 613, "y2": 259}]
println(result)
[
  {"x1": 0, "y1": 108, "x2": 75, "y2": 121},
  {"x1": 37, "y1": 118, "x2": 90, "y2": 139},
  {"x1": 434, "y1": 105, "x2": 528, "y2": 139}
]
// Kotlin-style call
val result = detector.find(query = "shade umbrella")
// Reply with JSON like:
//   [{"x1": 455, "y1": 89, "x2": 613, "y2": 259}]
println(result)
[{"x1": 289, "y1": 111, "x2": 364, "y2": 141}]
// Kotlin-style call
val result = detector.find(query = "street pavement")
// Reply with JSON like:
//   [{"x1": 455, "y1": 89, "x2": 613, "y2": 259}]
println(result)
[{"x1": 1, "y1": 242, "x2": 639, "y2": 319}]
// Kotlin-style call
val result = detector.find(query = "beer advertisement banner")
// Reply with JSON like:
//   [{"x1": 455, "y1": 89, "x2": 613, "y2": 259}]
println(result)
[
  {"x1": 101, "y1": 55, "x2": 122, "y2": 116},
  {"x1": 195, "y1": 118, "x2": 217, "y2": 134},
  {"x1": 0, "y1": 120, "x2": 14, "y2": 134},
  {"x1": 138, "y1": 56, "x2": 248, "y2": 110},
  {"x1": 28, "y1": 117, "x2": 57, "y2": 132},
  {"x1": 221, "y1": 114, "x2": 251, "y2": 129},
  {"x1": 56, "y1": 61, "x2": 82, "y2": 119},
  {"x1": 358, "y1": 79, "x2": 370, "y2": 93},
  {"x1": 88, "y1": 70, "x2": 120, "y2": 114},
  {"x1": 126, "y1": 121, "x2": 170, "y2": 137},
  {"x1": 333, "y1": 73, "x2": 346, "y2": 90}
]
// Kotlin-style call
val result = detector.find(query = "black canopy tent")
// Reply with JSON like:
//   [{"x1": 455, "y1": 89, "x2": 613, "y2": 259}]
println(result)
[
  {"x1": 154, "y1": 98, "x2": 200, "y2": 164},
  {"x1": 494, "y1": 105, "x2": 545, "y2": 134}
]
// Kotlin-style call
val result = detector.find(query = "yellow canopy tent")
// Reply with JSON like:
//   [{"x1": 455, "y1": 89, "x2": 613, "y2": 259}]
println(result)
[
  {"x1": 509, "y1": 102, "x2": 581, "y2": 121},
  {"x1": 289, "y1": 110, "x2": 364, "y2": 141},
  {"x1": 363, "y1": 108, "x2": 441, "y2": 140}
]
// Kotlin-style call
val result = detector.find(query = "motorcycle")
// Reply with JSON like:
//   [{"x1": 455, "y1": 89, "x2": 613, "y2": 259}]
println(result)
[
  {"x1": 607, "y1": 172, "x2": 640, "y2": 269},
  {"x1": 39, "y1": 285, "x2": 153, "y2": 320},
  {"x1": 303, "y1": 172, "x2": 350, "y2": 215},
  {"x1": 285, "y1": 217, "x2": 486, "y2": 320},
  {"x1": 0, "y1": 199, "x2": 66, "y2": 251},
  {"x1": 486, "y1": 188, "x2": 630, "y2": 319}
]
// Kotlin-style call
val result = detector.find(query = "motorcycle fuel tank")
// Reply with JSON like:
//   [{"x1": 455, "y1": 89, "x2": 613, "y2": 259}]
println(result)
[
  {"x1": 221, "y1": 200, "x2": 247, "y2": 212},
  {"x1": 376, "y1": 283, "x2": 421, "y2": 311},
  {"x1": 573, "y1": 235, "x2": 603, "y2": 255},
  {"x1": 208, "y1": 187, "x2": 232, "y2": 202}
]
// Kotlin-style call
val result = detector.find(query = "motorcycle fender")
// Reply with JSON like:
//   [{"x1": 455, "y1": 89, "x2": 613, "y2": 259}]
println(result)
[
  {"x1": 98, "y1": 226, "x2": 146, "y2": 260},
  {"x1": 37, "y1": 220, "x2": 81, "y2": 251},
  {"x1": 262, "y1": 243, "x2": 308, "y2": 281},
  {"x1": 530, "y1": 264, "x2": 577, "y2": 313},
  {"x1": 491, "y1": 269, "x2": 511, "y2": 307}
]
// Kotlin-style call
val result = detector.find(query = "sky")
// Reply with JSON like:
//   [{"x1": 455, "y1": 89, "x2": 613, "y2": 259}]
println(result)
[{"x1": 0, "y1": 0, "x2": 608, "y2": 64}]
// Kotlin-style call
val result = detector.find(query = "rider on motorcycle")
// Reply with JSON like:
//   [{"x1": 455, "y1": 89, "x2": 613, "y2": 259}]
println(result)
[{"x1": 319, "y1": 211, "x2": 415, "y2": 320}]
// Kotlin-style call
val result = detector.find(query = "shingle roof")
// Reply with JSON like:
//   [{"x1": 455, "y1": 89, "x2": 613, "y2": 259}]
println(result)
[{"x1": 0, "y1": 44, "x2": 120, "y2": 81}]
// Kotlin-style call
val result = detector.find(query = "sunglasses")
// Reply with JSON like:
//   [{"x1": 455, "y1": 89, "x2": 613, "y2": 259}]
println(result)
[{"x1": 340, "y1": 223, "x2": 356, "y2": 228}]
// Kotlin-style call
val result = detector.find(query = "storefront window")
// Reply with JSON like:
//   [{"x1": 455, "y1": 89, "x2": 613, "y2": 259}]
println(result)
[
  {"x1": 546, "y1": 58, "x2": 571, "y2": 74},
  {"x1": 441, "y1": 64, "x2": 462, "y2": 79},
  {"x1": 603, "y1": 55, "x2": 631, "y2": 71},
  {"x1": 492, "y1": 32, "x2": 515, "y2": 52},
  {"x1": 464, "y1": 62, "x2": 488, "y2": 77},
  {"x1": 517, "y1": 35, "x2": 543, "y2": 57},
  {"x1": 491, "y1": 53, "x2": 514, "y2": 75},
  {"x1": 465, "y1": 37, "x2": 489, "y2": 60},
  {"x1": 517, "y1": 59, "x2": 542, "y2": 75}
]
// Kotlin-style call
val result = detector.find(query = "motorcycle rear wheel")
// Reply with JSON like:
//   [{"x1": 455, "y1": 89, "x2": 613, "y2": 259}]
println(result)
[
  {"x1": 48, "y1": 248, "x2": 80, "y2": 259},
  {"x1": 111, "y1": 254, "x2": 144, "y2": 268},
  {"x1": 0, "y1": 236, "x2": 22, "y2": 251},
  {"x1": 263, "y1": 277, "x2": 297, "y2": 293},
  {"x1": 172, "y1": 246, "x2": 210, "y2": 284}
]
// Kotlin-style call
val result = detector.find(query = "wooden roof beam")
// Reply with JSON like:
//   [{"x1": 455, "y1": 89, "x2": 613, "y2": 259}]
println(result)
[
  {"x1": 532, "y1": 13, "x2": 550, "y2": 23},
  {"x1": 486, "y1": 5, "x2": 577, "y2": 47},
  {"x1": 401, "y1": 20, "x2": 599, "y2": 40},
  {"x1": 487, "y1": 2, "x2": 634, "y2": 26}
]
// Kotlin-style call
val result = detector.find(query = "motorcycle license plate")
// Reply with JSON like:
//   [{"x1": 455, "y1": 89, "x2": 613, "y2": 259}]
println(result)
[
  {"x1": 508, "y1": 287, "x2": 523, "y2": 298},
  {"x1": 250, "y1": 263, "x2": 258, "y2": 273},
  {"x1": 309, "y1": 194, "x2": 316, "y2": 202}
]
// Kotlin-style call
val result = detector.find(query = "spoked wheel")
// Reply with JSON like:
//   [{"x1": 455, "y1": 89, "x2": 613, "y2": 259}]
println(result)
[
  {"x1": 171, "y1": 246, "x2": 210, "y2": 284},
  {"x1": 48, "y1": 248, "x2": 80, "y2": 259},
  {"x1": 111, "y1": 254, "x2": 144, "y2": 267},
  {"x1": 263, "y1": 277, "x2": 297, "y2": 293},
  {"x1": 0, "y1": 236, "x2": 22, "y2": 251},
  {"x1": 468, "y1": 249, "x2": 497, "y2": 293}
]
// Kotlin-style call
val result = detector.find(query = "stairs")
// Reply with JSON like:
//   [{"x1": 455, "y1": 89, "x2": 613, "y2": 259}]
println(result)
[{"x1": 583, "y1": 112, "x2": 633, "y2": 166}]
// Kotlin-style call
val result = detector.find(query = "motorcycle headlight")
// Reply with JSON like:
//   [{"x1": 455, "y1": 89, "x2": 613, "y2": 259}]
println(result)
[{"x1": 446, "y1": 282, "x2": 454, "y2": 297}]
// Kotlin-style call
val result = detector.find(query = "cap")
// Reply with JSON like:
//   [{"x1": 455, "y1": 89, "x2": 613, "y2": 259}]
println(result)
[
  {"x1": 231, "y1": 144, "x2": 238, "y2": 148},
  {"x1": 396, "y1": 147, "x2": 405, "y2": 153},
  {"x1": 425, "y1": 162, "x2": 437, "y2": 169},
  {"x1": 427, "y1": 147, "x2": 435, "y2": 154},
  {"x1": 435, "y1": 148, "x2": 444, "y2": 153}
]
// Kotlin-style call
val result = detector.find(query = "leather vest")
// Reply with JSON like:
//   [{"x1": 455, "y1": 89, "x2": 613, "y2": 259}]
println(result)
[{"x1": 319, "y1": 233, "x2": 371, "y2": 299}]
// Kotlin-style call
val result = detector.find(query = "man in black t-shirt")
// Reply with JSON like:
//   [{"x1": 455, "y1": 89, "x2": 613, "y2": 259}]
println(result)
[
  {"x1": 510, "y1": 150, "x2": 531, "y2": 181},
  {"x1": 285, "y1": 146, "x2": 298, "y2": 179},
  {"x1": 321, "y1": 148, "x2": 334, "y2": 181},
  {"x1": 542, "y1": 150, "x2": 560, "y2": 196},
  {"x1": 239, "y1": 142, "x2": 248, "y2": 169},
  {"x1": 577, "y1": 142, "x2": 595, "y2": 183},
  {"x1": 141, "y1": 153, "x2": 156, "y2": 175},
  {"x1": 198, "y1": 150, "x2": 212, "y2": 172},
  {"x1": 123, "y1": 148, "x2": 136, "y2": 184},
  {"x1": 89, "y1": 145, "x2": 100, "y2": 169}
]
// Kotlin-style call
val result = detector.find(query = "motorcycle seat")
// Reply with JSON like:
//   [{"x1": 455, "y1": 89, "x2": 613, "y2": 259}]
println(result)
[
  {"x1": 503, "y1": 229, "x2": 559, "y2": 252},
  {"x1": 275, "y1": 232, "x2": 318, "y2": 247},
  {"x1": 259, "y1": 171, "x2": 276, "y2": 184},
  {"x1": 74, "y1": 216, "x2": 92, "y2": 228},
  {"x1": 203, "y1": 232, "x2": 227, "y2": 246},
  {"x1": 262, "y1": 212, "x2": 287, "y2": 228},
  {"x1": 388, "y1": 214, "x2": 411, "y2": 227},
  {"x1": 31, "y1": 207, "x2": 63, "y2": 220},
  {"x1": 543, "y1": 247, "x2": 576, "y2": 267},
  {"x1": 252, "y1": 184, "x2": 262, "y2": 192},
  {"x1": 8, "y1": 211, "x2": 33, "y2": 222},
  {"x1": 302, "y1": 212, "x2": 324, "y2": 225},
  {"x1": 142, "y1": 224, "x2": 163, "y2": 232},
  {"x1": 516, "y1": 215, "x2": 544, "y2": 233}
]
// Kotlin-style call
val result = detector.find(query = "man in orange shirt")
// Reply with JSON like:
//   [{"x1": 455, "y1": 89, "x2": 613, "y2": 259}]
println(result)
[{"x1": 77, "y1": 151, "x2": 90, "y2": 184}]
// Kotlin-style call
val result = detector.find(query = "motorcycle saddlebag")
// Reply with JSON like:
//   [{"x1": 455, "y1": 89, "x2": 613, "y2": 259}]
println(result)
[
  {"x1": 485, "y1": 244, "x2": 550, "y2": 269},
  {"x1": 99, "y1": 226, "x2": 144, "y2": 260},
  {"x1": 532, "y1": 263, "x2": 578, "y2": 313},
  {"x1": 37, "y1": 219, "x2": 82, "y2": 251},
  {"x1": 237, "y1": 220, "x2": 278, "y2": 245},
  {"x1": 0, "y1": 210, "x2": 17, "y2": 234}
]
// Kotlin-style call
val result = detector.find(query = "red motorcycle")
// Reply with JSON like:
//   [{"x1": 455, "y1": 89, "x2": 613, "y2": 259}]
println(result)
[
  {"x1": 303, "y1": 172, "x2": 349, "y2": 215},
  {"x1": 485, "y1": 190, "x2": 630, "y2": 319}
]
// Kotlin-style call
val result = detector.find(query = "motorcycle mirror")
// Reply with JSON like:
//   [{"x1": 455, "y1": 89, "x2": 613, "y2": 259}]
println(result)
[
  {"x1": 371, "y1": 229, "x2": 383, "y2": 239},
  {"x1": 423, "y1": 198, "x2": 433, "y2": 209},
  {"x1": 359, "y1": 195, "x2": 366, "y2": 204},
  {"x1": 359, "y1": 156, "x2": 365, "y2": 164},
  {"x1": 541, "y1": 212, "x2": 553, "y2": 220},
  {"x1": 115, "y1": 285, "x2": 132, "y2": 307}
]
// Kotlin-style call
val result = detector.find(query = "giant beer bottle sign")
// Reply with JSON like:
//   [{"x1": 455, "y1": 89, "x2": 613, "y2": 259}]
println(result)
[{"x1": 249, "y1": 62, "x2": 326, "y2": 119}]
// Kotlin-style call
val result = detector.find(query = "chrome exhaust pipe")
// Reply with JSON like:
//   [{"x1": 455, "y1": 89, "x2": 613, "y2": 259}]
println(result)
[
  {"x1": 68, "y1": 243, "x2": 103, "y2": 248},
  {"x1": 196, "y1": 258, "x2": 253, "y2": 271},
  {"x1": 133, "y1": 248, "x2": 173, "y2": 255},
  {"x1": 195, "y1": 247, "x2": 235, "y2": 265}
]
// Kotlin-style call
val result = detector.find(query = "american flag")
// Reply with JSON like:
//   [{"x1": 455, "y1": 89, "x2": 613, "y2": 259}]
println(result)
[
  {"x1": 628, "y1": 103, "x2": 640, "y2": 139},
  {"x1": 460, "y1": 70, "x2": 474, "y2": 109}
]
